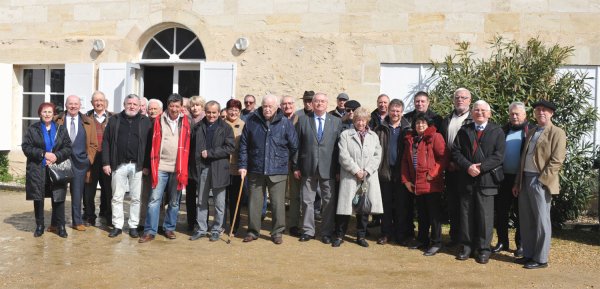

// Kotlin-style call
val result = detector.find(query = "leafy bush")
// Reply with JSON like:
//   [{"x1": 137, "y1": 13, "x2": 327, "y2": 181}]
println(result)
[
  {"x1": 0, "y1": 151, "x2": 12, "y2": 182},
  {"x1": 428, "y1": 36, "x2": 599, "y2": 225}
]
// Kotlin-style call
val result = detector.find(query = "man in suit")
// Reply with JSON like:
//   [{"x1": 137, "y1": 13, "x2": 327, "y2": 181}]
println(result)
[
  {"x1": 83, "y1": 91, "x2": 113, "y2": 227},
  {"x1": 55, "y1": 95, "x2": 97, "y2": 232},
  {"x1": 294, "y1": 92, "x2": 342, "y2": 244},
  {"x1": 452, "y1": 100, "x2": 505, "y2": 264},
  {"x1": 439, "y1": 88, "x2": 473, "y2": 246},
  {"x1": 513, "y1": 100, "x2": 566, "y2": 269}
]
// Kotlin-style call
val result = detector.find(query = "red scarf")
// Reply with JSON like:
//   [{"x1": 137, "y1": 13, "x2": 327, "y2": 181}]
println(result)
[{"x1": 150, "y1": 113, "x2": 191, "y2": 190}]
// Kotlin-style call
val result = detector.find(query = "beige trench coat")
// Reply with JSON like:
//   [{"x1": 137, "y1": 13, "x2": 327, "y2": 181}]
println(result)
[{"x1": 337, "y1": 128, "x2": 383, "y2": 215}]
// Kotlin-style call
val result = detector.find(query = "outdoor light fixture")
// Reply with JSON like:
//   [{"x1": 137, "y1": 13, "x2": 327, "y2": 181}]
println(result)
[
  {"x1": 92, "y1": 39, "x2": 105, "y2": 52},
  {"x1": 235, "y1": 37, "x2": 249, "y2": 51}
]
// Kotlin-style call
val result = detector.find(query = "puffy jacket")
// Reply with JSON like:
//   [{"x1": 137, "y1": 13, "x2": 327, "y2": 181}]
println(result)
[
  {"x1": 239, "y1": 108, "x2": 298, "y2": 176},
  {"x1": 401, "y1": 126, "x2": 448, "y2": 195}
]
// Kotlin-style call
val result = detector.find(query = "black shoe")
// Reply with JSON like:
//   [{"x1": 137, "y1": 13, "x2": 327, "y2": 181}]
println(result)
[
  {"x1": 129, "y1": 228, "x2": 139, "y2": 238},
  {"x1": 491, "y1": 243, "x2": 506, "y2": 253},
  {"x1": 515, "y1": 257, "x2": 532, "y2": 265},
  {"x1": 476, "y1": 252, "x2": 490, "y2": 264},
  {"x1": 332, "y1": 238, "x2": 343, "y2": 247},
  {"x1": 108, "y1": 228, "x2": 122, "y2": 238},
  {"x1": 321, "y1": 235, "x2": 332, "y2": 244},
  {"x1": 299, "y1": 234, "x2": 314, "y2": 242},
  {"x1": 524, "y1": 261, "x2": 548, "y2": 269},
  {"x1": 456, "y1": 246, "x2": 471, "y2": 261},
  {"x1": 34, "y1": 225, "x2": 45, "y2": 237},
  {"x1": 57, "y1": 226, "x2": 68, "y2": 238},
  {"x1": 514, "y1": 246, "x2": 524, "y2": 258},
  {"x1": 408, "y1": 241, "x2": 425, "y2": 250},
  {"x1": 289, "y1": 226, "x2": 301, "y2": 237},
  {"x1": 356, "y1": 238, "x2": 369, "y2": 247},
  {"x1": 423, "y1": 246, "x2": 441, "y2": 256}
]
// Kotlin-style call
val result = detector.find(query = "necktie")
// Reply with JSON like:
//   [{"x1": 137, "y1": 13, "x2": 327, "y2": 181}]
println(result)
[
  {"x1": 70, "y1": 117, "x2": 76, "y2": 142},
  {"x1": 476, "y1": 125, "x2": 484, "y2": 131},
  {"x1": 317, "y1": 117, "x2": 323, "y2": 142}
]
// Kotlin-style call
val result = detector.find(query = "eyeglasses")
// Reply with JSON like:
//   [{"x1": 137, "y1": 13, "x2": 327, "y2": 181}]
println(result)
[
  {"x1": 454, "y1": 96, "x2": 470, "y2": 100},
  {"x1": 345, "y1": 108, "x2": 355, "y2": 113},
  {"x1": 244, "y1": 101, "x2": 254, "y2": 105},
  {"x1": 472, "y1": 109, "x2": 489, "y2": 113}
]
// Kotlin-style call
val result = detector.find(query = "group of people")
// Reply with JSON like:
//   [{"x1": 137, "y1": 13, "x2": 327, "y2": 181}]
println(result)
[{"x1": 22, "y1": 87, "x2": 566, "y2": 270}]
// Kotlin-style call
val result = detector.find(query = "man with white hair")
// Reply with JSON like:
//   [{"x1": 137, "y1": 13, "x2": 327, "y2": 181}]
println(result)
[
  {"x1": 147, "y1": 98, "x2": 163, "y2": 121},
  {"x1": 452, "y1": 100, "x2": 505, "y2": 264},
  {"x1": 140, "y1": 96, "x2": 148, "y2": 116},
  {"x1": 238, "y1": 94, "x2": 298, "y2": 244}
]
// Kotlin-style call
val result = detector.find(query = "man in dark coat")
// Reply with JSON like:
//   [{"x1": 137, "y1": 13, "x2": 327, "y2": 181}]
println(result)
[
  {"x1": 189, "y1": 101, "x2": 235, "y2": 242},
  {"x1": 404, "y1": 91, "x2": 443, "y2": 131},
  {"x1": 452, "y1": 100, "x2": 505, "y2": 264}
]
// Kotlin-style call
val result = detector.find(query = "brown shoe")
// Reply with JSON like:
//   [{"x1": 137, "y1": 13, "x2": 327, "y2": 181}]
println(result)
[
  {"x1": 47, "y1": 226, "x2": 57, "y2": 233},
  {"x1": 164, "y1": 230, "x2": 176, "y2": 239},
  {"x1": 138, "y1": 234, "x2": 155, "y2": 243},
  {"x1": 271, "y1": 235, "x2": 283, "y2": 245},
  {"x1": 73, "y1": 224, "x2": 87, "y2": 231},
  {"x1": 243, "y1": 235, "x2": 258, "y2": 243}
]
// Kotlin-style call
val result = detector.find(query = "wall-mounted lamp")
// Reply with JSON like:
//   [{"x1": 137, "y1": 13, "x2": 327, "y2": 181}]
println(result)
[
  {"x1": 92, "y1": 39, "x2": 105, "y2": 52},
  {"x1": 235, "y1": 37, "x2": 249, "y2": 51}
]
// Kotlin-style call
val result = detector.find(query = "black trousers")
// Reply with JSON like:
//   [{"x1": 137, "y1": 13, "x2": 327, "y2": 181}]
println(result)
[
  {"x1": 34, "y1": 197, "x2": 65, "y2": 227},
  {"x1": 460, "y1": 188, "x2": 495, "y2": 252},
  {"x1": 416, "y1": 192, "x2": 442, "y2": 247},
  {"x1": 335, "y1": 214, "x2": 368, "y2": 239},
  {"x1": 380, "y1": 178, "x2": 410, "y2": 241},
  {"x1": 83, "y1": 153, "x2": 112, "y2": 222},
  {"x1": 226, "y1": 175, "x2": 243, "y2": 232},
  {"x1": 494, "y1": 174, "x2": 520, "y2": 247},
  {"x1": 186, "y1": 179, "x2": 198, "y2": 228},
  {"x1": 445, "y1": 171, "x2": 461, "y2": 243}
]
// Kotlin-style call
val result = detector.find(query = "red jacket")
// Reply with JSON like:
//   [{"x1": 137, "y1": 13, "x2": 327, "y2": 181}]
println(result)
[
  {"x1": 401, "y1": 126, "x2": 448, "y2": 195},
  {"x1": 150, "y1": 113, "x2": 191, "y2": 190}
]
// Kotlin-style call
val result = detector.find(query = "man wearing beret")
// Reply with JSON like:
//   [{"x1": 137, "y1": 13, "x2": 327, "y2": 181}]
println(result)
[{"x1": 512, "y1": 100, "x2": 566, "y2": 269}]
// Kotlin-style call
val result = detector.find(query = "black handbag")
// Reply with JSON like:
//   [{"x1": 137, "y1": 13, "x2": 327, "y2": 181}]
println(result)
[
  {"x1": 489, "y1": 166, "x2": 504, "y2": 184},
  {"x1": 352, "y1": 181, "x2": 372, "y2": 215},
  {"x1": 48, "y1": 158, "x2": 74, "y2": 184}
]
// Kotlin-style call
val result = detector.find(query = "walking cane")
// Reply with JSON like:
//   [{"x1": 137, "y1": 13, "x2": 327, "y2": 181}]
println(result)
[{"x1": 226, "y1": 175, "x2": 245, "y2": 244}]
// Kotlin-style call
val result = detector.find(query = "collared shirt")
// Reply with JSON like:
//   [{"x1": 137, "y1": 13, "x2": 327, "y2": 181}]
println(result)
[
  {"x1": 314, "y1": 112, "x2": 327, "y2": 131},
  {"x1": 447, "y1": 110, "x2": 470, "y2": 149},
  {"x1": 67, "y1": 113, "x2": 79, "y2": 137},
  {"x1": 94, "y1": 110, "x2": 107, "y2": 124},
  {"x1": 164, "y1": 113, "x2": 181, "y2": 135},
  {"x1": 475, "y1": 122, "x2": 488, "y2": 131},
  {"x1": 524, "y1": 127, "x2": 545, "y2": 173}
]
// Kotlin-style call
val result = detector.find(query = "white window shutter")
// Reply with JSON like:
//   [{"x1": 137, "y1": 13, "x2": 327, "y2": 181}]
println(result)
[
  {"x1": 380, "y1": 64, "x2": 435, "y2": 113},
  {"x1": 65, "y1": 63, "x2": 94, "y2": 113},
  {"x1": 199, "y1": 62, "x2": 237, "y2": 109},
  {"x1": 0, "y1": 64, "x2": 13, "y2": 150},
  {"x1": 98, "y1": 63, "x2": 126, "y2": 112}
]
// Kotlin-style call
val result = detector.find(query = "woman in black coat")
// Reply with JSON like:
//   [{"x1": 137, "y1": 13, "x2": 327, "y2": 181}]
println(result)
[{"x1": 21, "y1": 102, "x2": 72, "y2": 238}]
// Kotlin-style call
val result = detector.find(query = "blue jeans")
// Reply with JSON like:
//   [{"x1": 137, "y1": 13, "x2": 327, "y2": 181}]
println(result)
[
  {"x1": 144, "y1": 171, "x2": 181, "y2": 236},
  {"x1": 196, "y1": 168, "x2": 226, "y2": 234}
]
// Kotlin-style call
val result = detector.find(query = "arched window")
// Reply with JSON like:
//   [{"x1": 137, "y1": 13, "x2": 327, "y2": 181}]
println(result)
[{"x1": 142, "y1": 27, "x2": 206, "y2": 60}]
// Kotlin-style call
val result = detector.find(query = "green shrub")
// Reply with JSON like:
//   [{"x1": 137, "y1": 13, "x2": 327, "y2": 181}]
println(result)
[
  {"x1": 429, "y1": 36, "x2": 599, "y2": 225},
  {"x1": 0, "y1": 151, "x2": 12, "y2": 182}
]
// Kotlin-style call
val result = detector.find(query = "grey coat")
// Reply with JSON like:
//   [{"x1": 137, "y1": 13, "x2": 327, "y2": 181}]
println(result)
[
  {"x1": 337, "y1": 128, "x2": 383, "y2": 215},
  {"x1": 294, "y1": 112, "x2": 342, "y2": 179}
]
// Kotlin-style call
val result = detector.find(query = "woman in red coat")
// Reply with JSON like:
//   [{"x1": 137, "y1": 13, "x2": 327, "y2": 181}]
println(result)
[{"x1": 401, "y1": 113, "x2": 448, "y2": 256}]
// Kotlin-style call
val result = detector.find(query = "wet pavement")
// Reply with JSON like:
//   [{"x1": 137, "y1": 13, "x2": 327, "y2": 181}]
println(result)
[{"x1": 1, "y1": 189, "x2": 599, "y2": 289}]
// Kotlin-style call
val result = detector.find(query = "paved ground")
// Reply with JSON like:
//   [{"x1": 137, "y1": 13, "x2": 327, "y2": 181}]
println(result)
[{"x1": 0, "y1": 189, "x2": 599, "y2": 289}]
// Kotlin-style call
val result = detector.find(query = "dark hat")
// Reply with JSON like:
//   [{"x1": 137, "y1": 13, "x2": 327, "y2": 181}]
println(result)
[
  {"x1": 302, "y1": 90, "x2": 315, "y2": 100},
  {"x1": 532, "y1": 100, "x2": 557, "y2": 112},
  {"x1": 344, "y1": 100, "x2": 361, "y2": 110},
  {"x1": 337, "y1": 93, "x2": 349, "y2": 100}
]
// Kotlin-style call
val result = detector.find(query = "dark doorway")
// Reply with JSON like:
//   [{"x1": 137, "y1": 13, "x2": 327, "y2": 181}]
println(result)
[
  {"x1": 144, "y1": 66, "x2": 173, "y2": 105},
  {"x1": 177, "y1": 70, "x2": 200, "y2": 98}
]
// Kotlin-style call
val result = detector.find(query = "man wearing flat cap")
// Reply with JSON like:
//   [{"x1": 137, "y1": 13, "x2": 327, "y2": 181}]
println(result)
[
  {"x1": 512, "y1": 100, "x2": 566, "y2": 269},
  {"x1": 330, "y1": 93, "x2": 349, "y2": 118},
  {"x1": 296, "y1": 91, "x2": 315, "y2": 119}
]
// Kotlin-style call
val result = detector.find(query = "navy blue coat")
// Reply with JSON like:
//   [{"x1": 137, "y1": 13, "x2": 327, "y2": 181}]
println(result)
[{"x1": 239, "y1": 108, "x2": 298, "y2": 176}]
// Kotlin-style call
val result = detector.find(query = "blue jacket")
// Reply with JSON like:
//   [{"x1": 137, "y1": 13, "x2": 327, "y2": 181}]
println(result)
[{"x1": 239, "y1": 107, "x2": 298, "y2": 176}]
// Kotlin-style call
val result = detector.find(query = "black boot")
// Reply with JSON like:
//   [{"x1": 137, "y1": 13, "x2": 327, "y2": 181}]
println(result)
[
  {"x1": 34, "y1": 224, "x2": 44, "y2": 237},
  {"x1": 57, "y1": 226, "x2": 68, "y2": 238}
]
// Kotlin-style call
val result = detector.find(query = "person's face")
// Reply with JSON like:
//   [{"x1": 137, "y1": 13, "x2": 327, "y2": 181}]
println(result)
[
  {"x1": 244, "y1": 97, "x2": 256, "y2": 111},
  {"x1": 509, "y1": 107, "x2": 526, "y2": 126},
  {"x1": 262, "y1": 99, "x2": 277, "y2": 120},
  {"x1": 190, "y1": 103, "x2": 203, "y2": 118},
  {"x1": 453, "y1": 91, "x2": 471, "y2": 114},
  {"x1": 66, "y1": 96, "x2": 81, "y2": 117},
  {"x1": 205, "y1": 104, "x2": 220, "y2": 123},
  {"x1": 91, "y1": 94, "x2": 106, "y2": 113},
  {"x1": 388, "y1": 104, "x2": 403, "y2": 124},
  {"x1": 220, "y1": 110, "x2": 227, "y2": 120},
  {"x1": 472, "y1": 104, "x2": 491, "y2": 124},
  {"x1": 377, "y1": 97, "x2": 389, "y2": 114},
  {"x1": 414, "y1": 95, "x2": 429, "y2": 113},
  {"x1": 182, "y1": 99, "x2": 190, "y2": 116},
  {"x1": 345, "y1": 108, "x2": 356, "y2": 120},
  {"x1": 148, "y1": 102, "x2": 162, "y2": 118},
  {"x1": 40, "y1": 106, "x2": 54, "y2": 124},
  {"x1": 140, "y1": 99, "x2": 148, "y2": 115},
  {"x1": 124, "y1": 98, "x2": 140, "y2": 117},
  {"x1": 415, "y1": 119, "x2": 429, "y2": 135},
  {"x1": 303, "y1": 98, "x2": 313, "y2": 110},
  {"x1": 337, "y1": 98, "x2": 346, "y2": 109},
  {"x1": 226, "y1": 107, "x2": 240, "y2": 122},
  {"x1": 280, "y1": 97, "x2": 295, "y2": 116},
  {"x1": 167, "y1": 101, "x2": 182, "y2": 120},
  {"x1": 353, "y1": 117, "x2": 368, "y2": 132},
  {"x1": 312, "y1": 94, "x2": 328, "y2": 115},
  {"x1": 534, "y1": 106, "x2": 554, "y2": 127}
]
